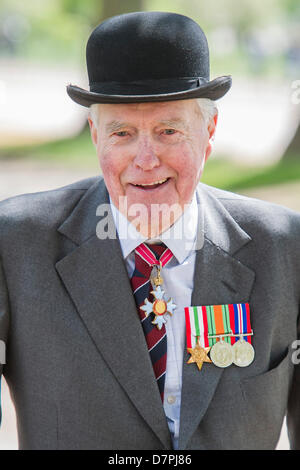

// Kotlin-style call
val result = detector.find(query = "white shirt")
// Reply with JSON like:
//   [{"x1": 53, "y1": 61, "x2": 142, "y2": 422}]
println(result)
[{"x1": 110, "y1": 194, "x2": 199, "y2": 449}]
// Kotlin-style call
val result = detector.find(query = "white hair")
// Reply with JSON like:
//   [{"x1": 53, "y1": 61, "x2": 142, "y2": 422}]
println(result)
[
  {"x1": 88, "y1": 98, "x2": 217, "y2": 128},
  {"x1": 89, "y1": 103, "x2": 99, "y2": 126},
  {"x1": 195, "y1": 98, "x2": 218, "y2": 125}
]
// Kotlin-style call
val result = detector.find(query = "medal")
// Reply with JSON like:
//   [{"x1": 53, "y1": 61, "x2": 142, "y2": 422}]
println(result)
[
  {"x1": 187, "y1": 337, "x2": 212, "y2": 370},
  {"x1": 205, "y1": 304, "x2": 233, "y2": 368},
  {"x1": 185, "y1": 303, "x2": 255, "y2": 369},
  {"x1": 210, "y1": 337, "x2": 233, "y2": 368},
  {"x1": 229, "y1": 303, "x2": 255, "y2": 367},
  {"x1": 138, "y1": 244, "x2": 176, "y2": 330},
  {"x1": 141, "y1": 290, "x2": 176, "y2": 330},
  {"x1": 232, "y1": 337, "x2": 255, "y2": 367},
  {"x1": 185, "y1": 307, "x2": 211, "y2": 371}
]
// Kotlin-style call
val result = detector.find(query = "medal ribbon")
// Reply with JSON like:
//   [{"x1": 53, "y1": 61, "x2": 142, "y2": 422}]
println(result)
[
  {"x1": 185, "y1": 303, "x2": 252, "y2": 350},
  {"x1": 185, "y1": 306, "x2": 209, "y2": 349},
  {"x1": 228, "y1": 303, "x2": 252, "y2": 344},
  {"x1": 135, "y1": 242, "x2": 173, "y2": 267},
  {"x1": 206, "y1": 304, "x2": 232, "y2": 346}
]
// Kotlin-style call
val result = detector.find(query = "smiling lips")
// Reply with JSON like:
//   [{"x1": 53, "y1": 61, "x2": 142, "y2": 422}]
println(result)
[{"x1": 131, "y1": 178, "x2": 169, "y2": 190}]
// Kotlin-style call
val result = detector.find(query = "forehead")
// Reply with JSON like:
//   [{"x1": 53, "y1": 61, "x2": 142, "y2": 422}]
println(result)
[{"x1": 97, "y1": 99, "x2": 200, "y2": 126}]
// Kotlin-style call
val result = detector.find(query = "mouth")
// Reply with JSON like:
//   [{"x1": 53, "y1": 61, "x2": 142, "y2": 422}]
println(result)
[{"x1": 130, "y1": 178, "x2": 170, "y2": 190}]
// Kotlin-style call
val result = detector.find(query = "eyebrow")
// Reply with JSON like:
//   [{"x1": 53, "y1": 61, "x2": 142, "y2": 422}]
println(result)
[
  {"x1": 105, "y1": 117, "x2": 189, "y2": 133},
  {"x1": 105, "y1": 120, "x2": 133, "y2": 133},
  {"x1": 157, "y1": 118, "x2": 189, "y2": 130}
]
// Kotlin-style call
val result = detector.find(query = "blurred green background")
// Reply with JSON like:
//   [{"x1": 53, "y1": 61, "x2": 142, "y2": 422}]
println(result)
[{"x1": 0, "y1": 0, "x2": 299, "y2": 204}]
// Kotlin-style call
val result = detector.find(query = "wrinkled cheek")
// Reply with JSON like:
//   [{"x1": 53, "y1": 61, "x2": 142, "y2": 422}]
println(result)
[
  {"x1": 98, "y1": 153, "x2": 124, "y2": 197},
  {"x1": 176, "y1": 154, "x2": 203, "y2": 203},
  {"x1": 99, "y1": 156, "x2": 113, "y2": 178}
]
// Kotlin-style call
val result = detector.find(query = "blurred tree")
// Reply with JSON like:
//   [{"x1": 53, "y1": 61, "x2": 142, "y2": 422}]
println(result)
[
  {"x1": 284, "y1": 0, "x2": 300, "y2": 14},
  {"x1": 101, "y1": 0, "x2": 145, "y2": 23},
  {"x1": 283, "y1": 124, "x2": 300, "y2": 159},
  {"x1": 61, "y1": 0, "x2": 144, "y2": 27}
]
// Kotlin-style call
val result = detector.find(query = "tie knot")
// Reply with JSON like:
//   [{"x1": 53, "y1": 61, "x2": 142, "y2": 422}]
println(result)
[
  {"x1": 146, "y1": 243, "x2": 167, "y2": 261},
  {"x1": 134, "y1": 242, "x2": 173, "y2": 270}
]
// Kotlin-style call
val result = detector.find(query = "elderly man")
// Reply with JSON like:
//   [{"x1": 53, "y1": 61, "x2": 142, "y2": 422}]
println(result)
[{"x1": 0, "y1": 11, "x2": 300, "y2": 451}]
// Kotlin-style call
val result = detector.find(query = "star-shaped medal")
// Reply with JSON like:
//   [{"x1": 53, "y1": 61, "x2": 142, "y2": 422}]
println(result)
[
  {"x1": 187, "y1": 338, "x2": 212, "y2": 370},
  {"x1": 140, "y1": 285, "x2": 176, "y2": 330}
]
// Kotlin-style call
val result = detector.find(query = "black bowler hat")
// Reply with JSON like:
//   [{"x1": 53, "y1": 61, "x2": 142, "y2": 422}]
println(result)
[{"x1": 67, "y1": 11, "x2": 232, "y2": 107}]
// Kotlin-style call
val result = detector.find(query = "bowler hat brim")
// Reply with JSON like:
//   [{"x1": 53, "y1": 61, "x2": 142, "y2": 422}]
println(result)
[{"x1": 67, "y1": 75, "x2": 232, "y2": 107}]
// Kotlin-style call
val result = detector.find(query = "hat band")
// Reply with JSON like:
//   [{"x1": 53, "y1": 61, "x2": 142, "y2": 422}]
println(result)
[{"x1": 89, "y1": 77, "x2": 208, "y2": 96}]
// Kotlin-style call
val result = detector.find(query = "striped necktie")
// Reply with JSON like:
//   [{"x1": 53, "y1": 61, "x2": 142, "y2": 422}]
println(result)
[{"x1": 130, "y1": 243, "x2": 173, "y2": 402}]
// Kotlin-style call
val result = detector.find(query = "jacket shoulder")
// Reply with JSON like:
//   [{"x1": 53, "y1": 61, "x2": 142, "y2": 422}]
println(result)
[
  {"x1": 0, "y1": 176, "x2": 101, "y2": 239},
  {"x1": 200, "y1": 183, "x2": 300, "y2": 239}
]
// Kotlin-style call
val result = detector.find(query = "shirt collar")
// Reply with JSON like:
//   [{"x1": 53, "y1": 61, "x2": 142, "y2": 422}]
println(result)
[{"x1": 110, "y1": 191, "x2": 199, "y2": 265}]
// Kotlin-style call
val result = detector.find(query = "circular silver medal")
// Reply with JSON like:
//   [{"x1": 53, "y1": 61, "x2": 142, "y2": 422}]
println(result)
[
  {"x1": 210, "y1": 340, "x2": 233, "y2": 368},
  {"x1": 232, "y1": 339, "x2": 255, "y2": 367}
]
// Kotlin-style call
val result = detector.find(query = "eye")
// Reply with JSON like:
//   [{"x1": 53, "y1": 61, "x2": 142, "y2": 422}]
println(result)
[
  {"x1": 163, "y1": 129, "x2": 176, "y2": 135},
  {"x1": 115, "y1": 131, "x2": 129, "y2": 137}
]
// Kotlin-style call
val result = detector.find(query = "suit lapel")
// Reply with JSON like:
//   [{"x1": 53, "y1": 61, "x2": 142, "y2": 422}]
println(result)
[
  {"x1": 179, "y1": 186, "x2": 255, "y2": 449},
  {"x1": 56, "y1": 178, "x2": 172, "y2": 449}
]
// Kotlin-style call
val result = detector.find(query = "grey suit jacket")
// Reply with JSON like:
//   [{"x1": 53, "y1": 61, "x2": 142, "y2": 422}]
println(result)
[{"x1": 0, "y1": 176, "x2": 299, "y2": 450}]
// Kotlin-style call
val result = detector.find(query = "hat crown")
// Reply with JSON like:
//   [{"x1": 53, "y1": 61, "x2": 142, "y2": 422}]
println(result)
[{"x1": 86, "y1": 11, "x2": 210, "y2": 86}]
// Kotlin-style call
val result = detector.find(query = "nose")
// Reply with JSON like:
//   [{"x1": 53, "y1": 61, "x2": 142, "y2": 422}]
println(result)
[{"x1": 133, "y1": 137, "x2": 160, "y2": 171}]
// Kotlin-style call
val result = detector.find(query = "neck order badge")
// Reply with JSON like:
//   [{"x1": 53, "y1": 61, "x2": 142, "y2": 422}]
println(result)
[
  {"x1": 185, "y1": 303, "x2": 255, "y2": 369},
  {"x1": 131, "y1": 243, "x2": 176, "y2": 401},
  {"x1": 137, "y1": 243, "x2": 176, "y2": 330}
]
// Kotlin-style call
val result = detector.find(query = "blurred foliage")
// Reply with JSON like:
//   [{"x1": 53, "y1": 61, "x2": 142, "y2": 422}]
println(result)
[
  {"x1": 0, "y1": 0, "x2": 145, "y2": 63},
  {"x1": 202, "y1": 155, "x2": 300, "y2": 191},
  {"x1": 0, "y1": 0, "x2": 298, "y2": 174},
  {"x1": 61, "y1": 0, "x2": 144, "y2": 26},
  {"x1": 283, "y1": 124, "x2": 300, "y2": 159},
  {"x1": 0, "y1": 0, "x2": 299, "y2": 75}
]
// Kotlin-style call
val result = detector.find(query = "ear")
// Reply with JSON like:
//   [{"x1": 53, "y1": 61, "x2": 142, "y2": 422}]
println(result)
[
  {"x1": 88, "y1": 116, "x2": 98, "y2": 147},
  {"x1": 204, "y1": 111, "x2": 218, "y2": 162}
]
